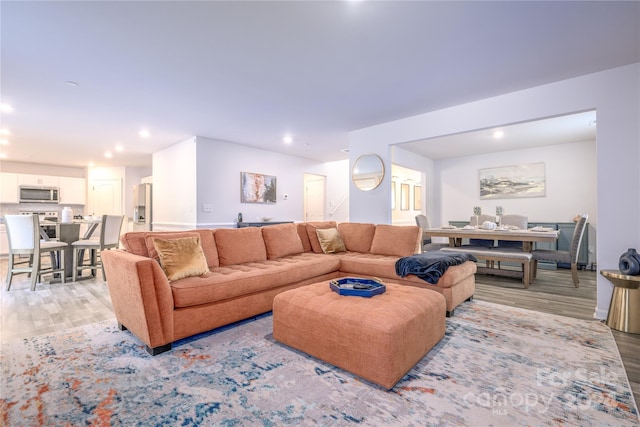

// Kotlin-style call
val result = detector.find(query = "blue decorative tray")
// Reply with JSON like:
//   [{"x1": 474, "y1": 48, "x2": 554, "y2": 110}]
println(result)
[{"x1": 329, "y1": 277, "x2": 386, "y2": 297}]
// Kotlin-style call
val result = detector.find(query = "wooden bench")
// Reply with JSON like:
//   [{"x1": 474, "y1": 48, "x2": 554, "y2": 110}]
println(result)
[{"x1": 440, "y1": 247, "x2": 533, "y2": 288}]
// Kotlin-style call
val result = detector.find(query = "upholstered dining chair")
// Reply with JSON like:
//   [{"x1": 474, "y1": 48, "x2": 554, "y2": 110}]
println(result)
[
  {"x1": 531, "y1": 214, "x2": 588, "y2": 287},
  {"x1": 71, "y1": 214, "x2": 124, "y2": 281},
  {"x1": 496, "y1": 214, "x2": 528, "y2": 249},
  {"x1": 415, "y1": 214, "x2": 449, "y2": 252},
  {"x1": 468, "y1": 214, "x2": 497, "y2": 248},
  {"x1": 4, "y1": 214, "x2": 69, "y2": 291}
]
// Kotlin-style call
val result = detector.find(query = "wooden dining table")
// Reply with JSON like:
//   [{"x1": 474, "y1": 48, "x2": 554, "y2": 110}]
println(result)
[{"x1": 423, "y1": 226, "x2": 560, "y2": 252}]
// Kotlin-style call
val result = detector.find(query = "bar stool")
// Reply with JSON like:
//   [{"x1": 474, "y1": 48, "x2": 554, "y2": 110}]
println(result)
[
  {"x1": 4, "y1": 214, "x2": 68, "y2": 291},
  {"x1": 71, "y1": 215, "x2": 124, "y2": 281}
]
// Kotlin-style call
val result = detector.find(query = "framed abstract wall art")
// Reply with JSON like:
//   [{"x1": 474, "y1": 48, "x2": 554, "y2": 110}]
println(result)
[
  {"x1": 479, "y1": 162, "x2": 545, "y2": 199},
  {"x1": 240, "y1": 172, "x2": 277, "y2": 203}
]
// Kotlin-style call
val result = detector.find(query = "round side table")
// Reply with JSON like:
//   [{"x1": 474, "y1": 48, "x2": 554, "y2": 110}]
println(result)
[{"x1": 600, "y1": 269, "x2": 640, "y2": 334}]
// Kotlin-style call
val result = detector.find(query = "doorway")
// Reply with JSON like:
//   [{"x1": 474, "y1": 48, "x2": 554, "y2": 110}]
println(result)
[
  {"x1": 91, "y1": 178, "x2": 123, "y2": 216},
  {"x1": 391, "y1": 164, "x2": 422, "y2": 226},
  {"x1": 303, "y1": 173, "x2": 326, "y2": 222}
]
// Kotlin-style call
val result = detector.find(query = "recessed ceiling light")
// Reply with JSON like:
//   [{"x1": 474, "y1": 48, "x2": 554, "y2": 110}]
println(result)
[
  {"x1": 493, "y1": 130, "x2": 504, "y2": 139},
  {"x1": 139, "y1": 129, "x2": 150, "y2": 138},
  {"x1": 115, "y1": 145, "x2": 124, "y2": 152},
  {"x1": 283, "y1": 135, "x2": 293, "y2": 144},
  {"x1": 0, "y1": 139, "x2": 9, "y2": 145},
  {"x1": 104, "y1": 152, "x2": 113, "y2": 158},
  {"x1": 66, "y1": 81, "x2": 79, "y2": 87},
  {"x1": 0, "y1": 153, "x2": 7, "y2": 159},
  {"x1": 88, "y1": 162, "x2": 95, "y2": 167},
  {"x1": 0, "y1": 103, "x2": 14, "y2": 112},
  {"x1": 0, "y1": 129, "x2": 10, "y2": 135}
]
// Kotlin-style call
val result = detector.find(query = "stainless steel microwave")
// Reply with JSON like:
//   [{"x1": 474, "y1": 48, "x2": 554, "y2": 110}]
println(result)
[{"x1": 19, "y1": 186, "x2": 60, "y2": 203}]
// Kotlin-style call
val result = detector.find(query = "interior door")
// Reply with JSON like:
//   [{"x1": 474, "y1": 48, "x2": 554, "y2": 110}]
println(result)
[
  {"x1": 304, "y1": 174, "x2": 326, "y2": 222},
  {"x1": 91, "y1": 178, "x2": 122, "y2": 216}
]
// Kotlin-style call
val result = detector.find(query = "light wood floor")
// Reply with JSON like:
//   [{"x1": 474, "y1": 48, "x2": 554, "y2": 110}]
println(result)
[{"x1": 1, "y1": 259, "x2": 638, "y2": 407}]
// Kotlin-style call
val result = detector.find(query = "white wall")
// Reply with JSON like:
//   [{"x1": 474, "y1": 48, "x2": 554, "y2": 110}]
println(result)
[
  {"x1": 349, "y1": 63, "x2": 640, "y2": 320},
  {"x1": 435, "y1": 140, "x2": 596, "y2": 225},
  {"x1": 153, "y1": 137, "x2": 198, "y2": 230},
  {"x1": 153, "y1": 136, "x2": 350, "y2": 230}
]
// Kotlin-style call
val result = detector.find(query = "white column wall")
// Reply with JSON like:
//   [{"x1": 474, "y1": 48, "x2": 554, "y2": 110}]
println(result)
[{"x1": 152, "y1": 137, "x2": 198, "y2": 230}]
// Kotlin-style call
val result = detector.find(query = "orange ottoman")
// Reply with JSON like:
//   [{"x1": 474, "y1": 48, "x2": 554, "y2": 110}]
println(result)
[{"x1": 272, "y1": 280, "x2": 446, "y2": 389}]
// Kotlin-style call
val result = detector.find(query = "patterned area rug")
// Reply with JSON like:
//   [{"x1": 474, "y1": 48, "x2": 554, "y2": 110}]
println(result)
[{"x1": 1, "y1": 300, "x2": 638, "y2": 426}]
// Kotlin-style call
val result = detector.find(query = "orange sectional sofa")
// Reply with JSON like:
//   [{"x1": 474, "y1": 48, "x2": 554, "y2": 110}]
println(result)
[{"x1": 101, "y1": 221, "x2": 476, "y2": 355}]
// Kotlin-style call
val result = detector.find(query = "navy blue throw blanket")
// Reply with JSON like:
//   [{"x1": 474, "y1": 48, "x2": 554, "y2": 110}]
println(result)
[{"x1": 395, "y1": 252, "x2": 477, "y2": 284}]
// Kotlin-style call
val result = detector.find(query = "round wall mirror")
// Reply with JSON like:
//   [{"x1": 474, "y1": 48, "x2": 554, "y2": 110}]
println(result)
[{"x1": 352, "y1": 153, "x2": 385, "y2": 191}]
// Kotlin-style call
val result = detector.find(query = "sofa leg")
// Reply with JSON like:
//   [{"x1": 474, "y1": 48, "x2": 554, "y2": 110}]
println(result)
[
  {"x1": 146, "y1": 343, "x2": 172, "y2": 356},
  {"x1": 466, "y1": 295, "x2": 474, "y2": 302},
  {"x1": 446, "y1": 309, "x2": 454, "y2": 317},
  {"x1": 117, "y1": 322, "x2": 128, "y2": 331}
]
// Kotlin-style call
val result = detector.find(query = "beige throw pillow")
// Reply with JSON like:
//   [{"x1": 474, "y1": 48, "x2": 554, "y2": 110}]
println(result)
[
  {"x1": 315, "y1": 228, "x2": 346, "y2": 254},
  {"x1": 152, "y1": 236, "x2": 209, "y2": 281}
]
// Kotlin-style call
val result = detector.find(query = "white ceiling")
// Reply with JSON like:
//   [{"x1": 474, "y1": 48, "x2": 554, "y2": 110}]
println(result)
[
  {"x1": 1, "y1": 1, "x2": 638, "y2": 168},
  {"x1": 398, "y1": 110, "x2": 598, "y2": 160}
]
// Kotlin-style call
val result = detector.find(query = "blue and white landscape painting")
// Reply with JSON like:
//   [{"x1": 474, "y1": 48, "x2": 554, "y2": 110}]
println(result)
[{"x1": 479, "y1": 162, "x2": 546, "y2": 199}]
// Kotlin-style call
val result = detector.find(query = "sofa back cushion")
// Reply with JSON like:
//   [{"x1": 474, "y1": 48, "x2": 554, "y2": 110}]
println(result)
[
  {"x1": 215, "y1": 227, "x2": 267, "y2": 265},
  {"x1": 369, "y1": 225, "x2": 421, "y2": 257},
  {"x1": 305, "y1": 221, "x2": 338, "y2": 253},
  {"x1": 143, "y1": 230, "x2": 220, "y2": 268},
  {"x1": 296, "y1": 223, "x2": 312, "y2": 252},
  {"x1": 262, "y1": 223, "x2": 304, "y2": 259},
  {"x1": 120, "y1": 232, "x2": 150, "y2": 257},
  {"x1": 337, "y1": 222, "x2": 376, "y2": 253}
]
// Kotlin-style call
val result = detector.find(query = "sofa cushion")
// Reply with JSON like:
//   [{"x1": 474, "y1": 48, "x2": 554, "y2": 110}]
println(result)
[
  {"x1": 262, "y1": 223, "x2": 304, "y2": 259},
  {"x1": 337, "y1": 222, "x2": 375, "y2": 253},
  {"x1": 170, "y1": 253, "x2": 341, "y2": 308},
  {"x1": 305, "y1": 221, "x2": 338, "y2": 253},
  {"x1": 120, "y1": 232, "x2": 150, "y2": 257},
  {"x1": 296, "y1": 223, "x2": 312, "y2": 252},
  {"x1": 215, "y1": 227, "x2": 267, "y2": 266},
  {"x1": 152, "y1": 236, "x2": 210, "y2": 281},
  {"x1": 369, "y1": 225, "x2": 420, "y2": 257},
  {"x1": 316, "y1": 228, "x2": 346, "y2": 254},
  {"x1": 143, "y1": 230, "x2": 219, "y2": 268}
]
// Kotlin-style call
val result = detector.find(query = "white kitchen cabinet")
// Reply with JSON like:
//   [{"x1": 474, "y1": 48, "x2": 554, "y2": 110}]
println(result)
[
  {"x1": 0, "y1": 172, "x2": 19, "y2": 203},
  {"x1": 60, "y1": 177, "x2": 86, "y2": 205},
  {"x1": 18, "y1": 174, "x2": 60, "y2": 187}
]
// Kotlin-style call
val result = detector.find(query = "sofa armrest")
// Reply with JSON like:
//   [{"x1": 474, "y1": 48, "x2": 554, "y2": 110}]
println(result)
[{"x1": 102, "y1": 249, "x2": 175, "y2": 350}]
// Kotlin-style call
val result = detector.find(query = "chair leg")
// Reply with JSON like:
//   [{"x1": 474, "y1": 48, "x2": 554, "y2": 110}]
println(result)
[
  {"x1": 60, "y1": 250, "x2": 66, "y2": 284},
  {"x1": 571, "y1": 263, "x2": 580, "y2": 287},
  {"x1": 30, "y1": 255, "x2": 40, "y2": 291},
  {"x1": 523, "y1": 261, "x2": 530, "y2": 289},
  {"x1": 6, "y1": 254, "x2": 14, "y2": 291},
  {"x1": 532, "y1": 260, "x2": 538, "y2": 278},
  {"x1": 72, "y1": 248, "x2": 78, "y2": 282},
  {"x1": 100, "y1": 253, "x2": 107, "y2": 281}
]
